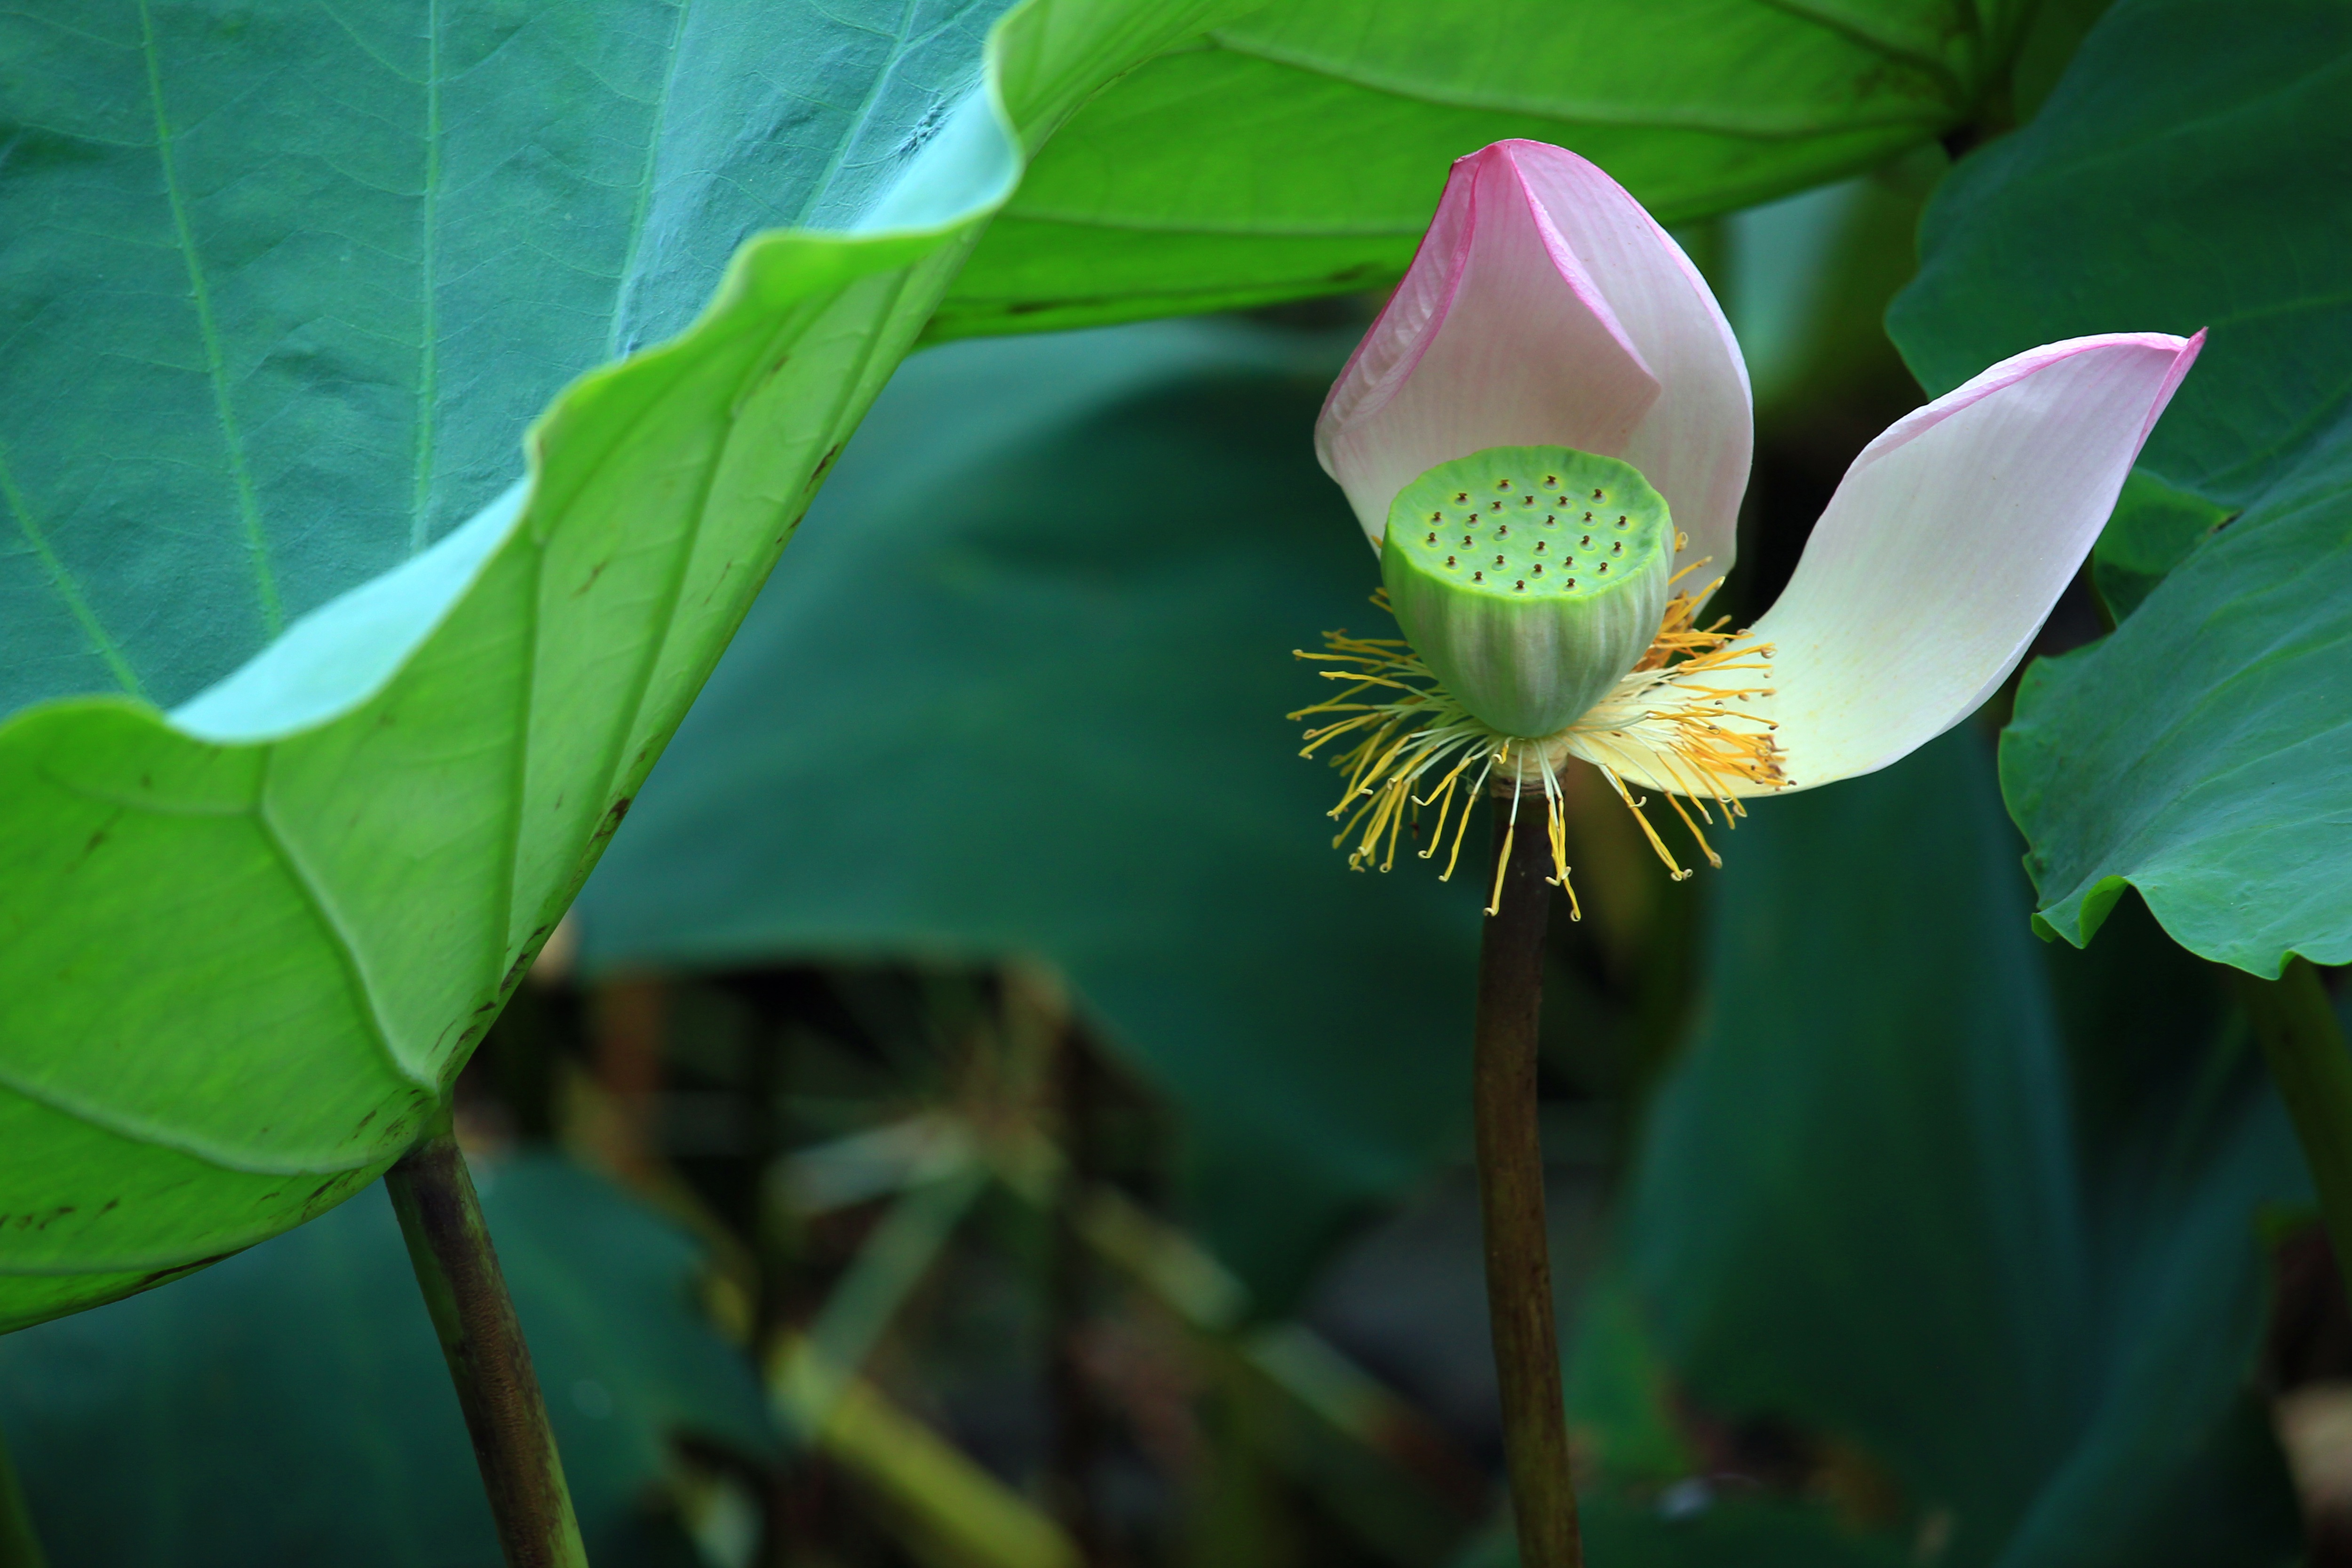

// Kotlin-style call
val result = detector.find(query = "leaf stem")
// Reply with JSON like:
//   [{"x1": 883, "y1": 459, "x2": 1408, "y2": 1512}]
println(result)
[
  {"x1": 0, "y1": 1422, "x2": 49, "y2": 1568},
  {"x1": 2237, "y1": 958, "x2": 2352, "y2": 1297},
  {"x1": 1472, "y1": 797, "x2": 1581, "y2": 1568},
  {"x1": 386, "y1": 1115, "x2": 589, "y2": 1568}
]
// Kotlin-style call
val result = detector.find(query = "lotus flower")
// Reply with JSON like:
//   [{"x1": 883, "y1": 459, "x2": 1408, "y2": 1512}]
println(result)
[{"x1": 1297, "y1": 139, "x2": 2201, "y2": 899}]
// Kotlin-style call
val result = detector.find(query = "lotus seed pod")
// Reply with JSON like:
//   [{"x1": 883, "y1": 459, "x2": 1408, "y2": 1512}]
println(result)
[{"x1": 1381, "y1": 446, "x2": 1672, "y2": 737}]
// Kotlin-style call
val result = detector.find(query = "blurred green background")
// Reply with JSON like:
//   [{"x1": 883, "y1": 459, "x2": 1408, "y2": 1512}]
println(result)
[{"x1": 6, "y1": 1, "x2": 2350, "y2": 1565}]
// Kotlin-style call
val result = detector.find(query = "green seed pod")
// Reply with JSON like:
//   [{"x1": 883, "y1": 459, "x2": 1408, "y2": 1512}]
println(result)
[{"x1": 1381, "y1": 446, "x2": 1672, "y2": 737}]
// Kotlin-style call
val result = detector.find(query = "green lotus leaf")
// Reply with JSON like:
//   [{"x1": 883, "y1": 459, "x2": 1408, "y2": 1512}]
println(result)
[
  {"x1": 0, "y1": 0, "x2": 1240, "y2": 1331},
  {"x1": 2087, "y1": 472, "x2": 2236, "y2": 626},
  {"x1": 933, "y1": 0, "x2": 2038, "y2": 338},
  {"x1": 1885, "y1": 0, "x2": 2352, "y2": 972},
  {"x1": 1583, "y1": 732, "x2": 2304, "y2": 1566},
  {"x1": 0, "y1": 1155, "x2": 772, "y2": 1566}
]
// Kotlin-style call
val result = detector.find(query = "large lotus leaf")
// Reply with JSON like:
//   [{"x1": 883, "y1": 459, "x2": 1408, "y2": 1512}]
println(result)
[
  {"x1": 0, "y1": 0, "x2": 1245, "y2": 1331},
  {"x1": 931, "y1": 0, "x2": 2040, "y2": 338},
  {"x1": 572, "y1": 319, "x2": 1482, "y2": 1305},
  {"x1": 1884, "y1": 0, "x2": 2352, "y2": 972},
  {"x1": 1578, "y1": 731, "x2": 2304, "y2": 1567},
  {"x1": 0, "y1": 0, "x2": 1031, "y2": 717},
  {"x1": 2085, "y1": 472, "x2": 2234, "y2": 626},
  {"x1": 0, "y1": 1155, "x2": 771, "y2": 1567}
]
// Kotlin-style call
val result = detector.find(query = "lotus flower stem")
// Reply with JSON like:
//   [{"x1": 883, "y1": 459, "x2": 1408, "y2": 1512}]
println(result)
[
  {"x1": 2236, "y1": 959, "x2": 2352, "y2": 1297},
  {"x1": 1471, "y1": 795, "x2": 1581, "y2": 1568},
  {"x1": 387, "y1": 1115, "x2": 589, "y2": 1568},
  {"x1": 0, "y1": 1423, "x2": 49, "y2": 1568},
  {"x1": 1301, "y1": 134, "x2": 2203, "y2": 1567}
]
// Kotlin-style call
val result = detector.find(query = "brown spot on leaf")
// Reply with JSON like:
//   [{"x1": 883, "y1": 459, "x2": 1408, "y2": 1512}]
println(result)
[
  {"x1": 135, "y1": 1254, "x2": 231, "y2": 1293},
  {"x1": 799, "y1": 443, "x2": 847, "y2": 504}
]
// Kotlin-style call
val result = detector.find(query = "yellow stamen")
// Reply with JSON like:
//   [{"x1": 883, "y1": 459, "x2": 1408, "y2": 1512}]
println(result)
[
  {"x1": 1289, "y1": 567, "x2": 1786, "y2": 899},
  {"x1": 1293, "y1": 642, "x2": 1581, "y2": 912},
  {"x1": 1487, "y1": 787, "x2": 1517, "y2": 916}
]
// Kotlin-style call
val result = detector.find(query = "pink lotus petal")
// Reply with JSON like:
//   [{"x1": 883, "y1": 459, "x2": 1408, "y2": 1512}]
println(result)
[
  {"x1": 1316, "y1": 142, "x2": 1751, "y2": 589},
  {"x1": 1710, "y1": 331, "x2": 2205, "y2": 796},
  {"x1": 1506, "y1": 145, "x2": 1751, "y2": 585}
]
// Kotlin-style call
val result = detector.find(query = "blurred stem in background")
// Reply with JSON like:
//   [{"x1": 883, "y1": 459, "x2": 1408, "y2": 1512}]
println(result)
[
  {"x1": 2238, "y1": 959, "x2": 2352, "y2": 1298},
  {"x1": 590, "y1": 978, "x2": 670, "y2": 1185},
  {"x1": 1472, "y1": 802, "x2": 1581, "y2": 1568},
  {"x1": 1049, "y1": 1004, "x2": 1112, "y2": 1564},
  {"x1": 0, "y1": 1425, "x2": 47, "y2": 1568},
  {"x1": 386, "y1": 1115, "x2": 590, "y2": 1568}
]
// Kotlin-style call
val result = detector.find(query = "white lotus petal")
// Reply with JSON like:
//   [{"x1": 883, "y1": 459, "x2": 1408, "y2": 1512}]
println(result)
[
  {"x1": 1648, "y1": 331, "x2": 2203, "y2": 798},
  {"x1": 1316, "y1": 144, "x2": 1662, "y2": 548}
]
